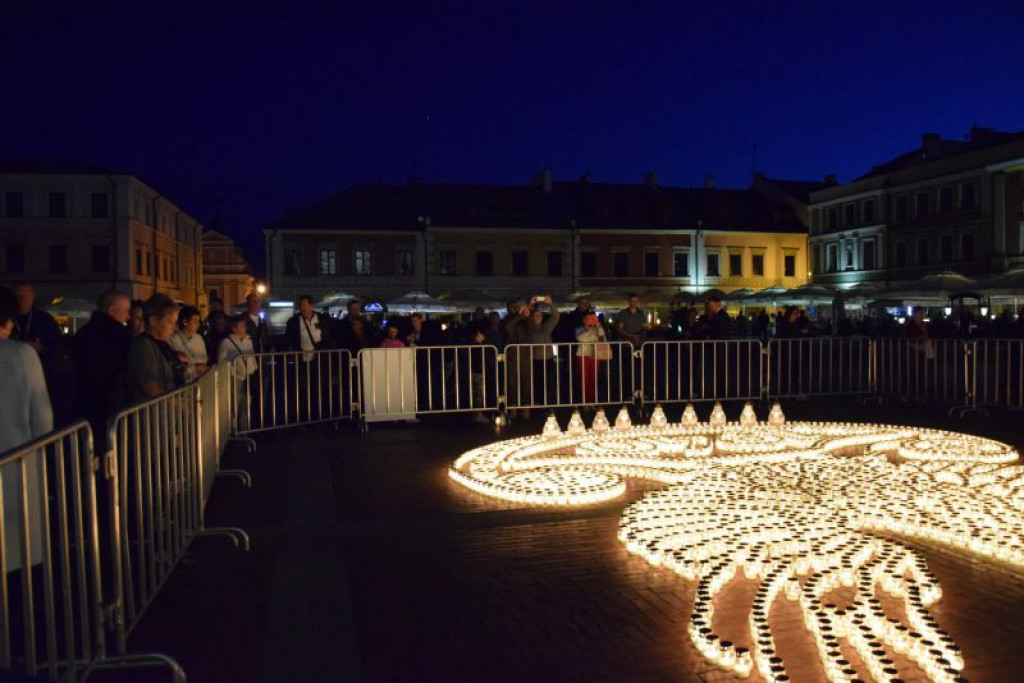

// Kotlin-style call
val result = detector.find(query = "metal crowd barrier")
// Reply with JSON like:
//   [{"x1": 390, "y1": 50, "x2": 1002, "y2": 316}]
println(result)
[
  {"x1": 873, "y1": 338, "x2": 969, "y2": 405},
  {"x1": 503, "y1": 341, "x2": 635, "y2": 412},
  {"x1": 107, "y1": 382, "x2": 249, "y2": 659},
  {"x1": 358, "y1": 345, "x2": 500, "y2": 422},
  {"x1": 767, "y1": 337, "x2": 873, "y2": 399},
  {"x1": 0, "y1": 422, "x2": 182, "y2": 682},
  {"x1": 235, "y1": 349, "x2": 355, "y2": 434},
  {"x1": 642, "y1": 340, "x2": 763, "y2": 404},
  {"x1": 972, "y1": 338, "x2": 1024, "y2": 412}
]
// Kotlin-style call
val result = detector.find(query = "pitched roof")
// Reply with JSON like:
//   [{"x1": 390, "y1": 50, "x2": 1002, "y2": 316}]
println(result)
[
  {"x1": 856, "y1": 127, "x2": 1024, "y2": 180},
  {"x1": 269, "y1": 179, "x2": 805, "y2": 233}
]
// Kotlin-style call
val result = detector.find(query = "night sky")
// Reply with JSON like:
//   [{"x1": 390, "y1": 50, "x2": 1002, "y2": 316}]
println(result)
[{"x1": 3, "y1": 1, "x2": 1022, "y2": 272}]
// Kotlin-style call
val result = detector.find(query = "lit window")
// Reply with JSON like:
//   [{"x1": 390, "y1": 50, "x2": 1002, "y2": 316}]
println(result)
[
  {"x1": 320, "y1": 248, "x2": 338, "y2": 275},
  {"x1": 396, "y1": 249, "x2": 414, "y2": 276},
  {"x1": 673, "y1": 250, "x2": 689, "y2": 277},
  {"x1": 354, "y1": 248, "x2": 373, "y2": 275},
  {"x1": 439, "y1": 249, "x2": 457, "y2": 276}
]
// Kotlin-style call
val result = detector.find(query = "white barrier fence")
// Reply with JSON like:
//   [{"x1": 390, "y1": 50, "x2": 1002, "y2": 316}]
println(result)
[
  {"x1": 873, "y1": 338, "x2": 969, "y2": 405},
  {"x1": 0, "y1": 422, "x2": 188, "y2": 682},
  {"x1": 503, "y1": 342, "x2": 636, "y2": 413},
  {"x1": 767, "y1": 337, "x2": 874, "y2": 399},
  {"x1": 642, "y1": 340, "x2": 763, "y2": 404}
]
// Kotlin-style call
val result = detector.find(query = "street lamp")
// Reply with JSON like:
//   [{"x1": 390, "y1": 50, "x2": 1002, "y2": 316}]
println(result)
[{"x1": 255, "y1": 282, "x2": 268, "y2": 296}]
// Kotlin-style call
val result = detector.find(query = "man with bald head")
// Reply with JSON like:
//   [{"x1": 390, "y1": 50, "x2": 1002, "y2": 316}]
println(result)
[{"x1": 72, "y1": 290, "x2": 133, "y2": 446}]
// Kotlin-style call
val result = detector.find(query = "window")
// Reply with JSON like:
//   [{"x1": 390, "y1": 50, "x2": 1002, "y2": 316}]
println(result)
[
  {"x1": 511, "y1": 250, "x2": 528, "y2": 276},
  {"x1": 4, "y1": 244, "x2": 25, "y2": 273},
  {"x1": 728, "y1": 253, "x2": 742, "y2": 276},
  {"x1": 440, "y1": 249, "x2": 458, "y2": 276},
  {"x1": 752, "y1": 254, "x2": 764, "y2": 276},
  {"x1": 319, "y1": 248, "x2": 338, "y2": 275},
  {"x1": 162, "y1": 256, "x2": 168, "y2": 280},
  {"x1": 476, "y1": 250, "x2": 493, "y2": 276},
  {"x1": 863, "y1": 199, "x2": 876, "y2": 224},
  {"x1": 49, "y1": 192, "x2": 66, "y2": 218},
  {"x1": 844, "y1": 204, "x2": 856, "y2": 226},
  {"x1": 895, "y1": 241, "x2": 907, "y2": 267},
  {"x1": 811, "y1": 209, "x2": 821, "y2": 234},
  {"x1": 940, "y1": 235, "x2": 953, "y2": 263},
  {"x1": 706, "y1": 253, "x2": 720, "y2": 277},
  {"x1": 939, "y1": 187, "x2": 954, "y2": 213},
  {"x1": 673, "y1": 250, "x2": 689, "y2": 277},
  {"x1": 827, "y1": 207, "x2": 838, "y2": 230},
  {"x1": 146, "y1": 251, "x2": 152, "y2": 276},
  {"x1": 961, "y1": 183, "x2": 977, "y2": 210},
  {"x1": 49, "y1": 244, "x2": 68, "y2": 273},
  {"x1": 826, "y1": 244, "x2": 838, "y2": 273},
  {"x1": 613, "y1": 252, "x2": 629, "y2": 277},
  {"x1": 961, "y1": 233, "x2": 975, "y2": 261},
  {"x1": 813, "y1": 244, "x2": 821, "y2": 273},
  {"x1": 862, "y1": 241, "x2": 875, "y2": 271},
  {"x1": 396, "y1": 249, "x2": 414, "y2": 276},
  {"x1": 784, "y1": 254, "x2": 796, "y2": 277},
  {"x1": 5, "y1": 191, "x2": 24, "y2": 217},
  {"x1": 917, "y1": 239, "x2": 928, "y2": 266},
  {"x1": 915, "y1": 192, "x2": 930, "y2": 218},
  {"x1": 135, "y1": 248, "x2": 143, "y2": 275},
  {"x1": 644, "y1": 251, "x2": 660, "y2": 277},
  {"x1": 547, "y1": 251, "x2": 563, "y2": 277},
  {"x1": 283, "y1": 248, "x2": 302, "y2": 275},
  {"x1": 845, "y1": 248, "x2": 854, "y2": 270},
  {"x1": 895, "y1": 196, "x2": 908, "y2": 222},
  {"x1": 91, "y1": 245, "x2": 110, "y2": 272},
  {"x1": 90, "y1": 192, "x2": 109, "y2": 218},
  {"x1": 354, "y1": 248, "x2": 373, "y2": 275},
  {"x1": 581, "y1": 251, "x2": 597, "y2": 277}
]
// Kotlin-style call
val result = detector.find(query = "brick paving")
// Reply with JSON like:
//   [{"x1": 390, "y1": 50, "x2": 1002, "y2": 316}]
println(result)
[{"x1": 122, "y1": 400, "x2": 1024, "y2": 682}]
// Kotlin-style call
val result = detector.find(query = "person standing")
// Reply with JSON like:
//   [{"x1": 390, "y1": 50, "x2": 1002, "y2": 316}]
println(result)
[
  {"x1": 169, "y1": 306, "x2": 209, "y2": 380},
  {"x1": 694, "y1": 294, "x2": 734, "y2": 340},
  {"x1": 243, "y1": 293, "x2": 274, "y2": 354},
  {"x1": 72, "y1": 290, "x2": 133, "y2": 446},
  {"x1": 334, "y1": 299, "x2": 367, "y2": 354},
  {"x1": 124, "y1": 294, "x2": 179, "y2": 404},
  {"x1": 616, "y1": 293, "x2": 647, "y2": 347},
  {"x1": 12, "y1": 282, "x2": 69, "y2": 420},
  {"x1": 218, "y1": 315, "x2": 257, "y2": 430},
  {"x1": 285, "y1": 295, "x2": 333, "y2": 358},
  {"x1": 0, "y1": 286, "x2": 53, "y2": 452},
  {"x1": 575, "y1": 313, "x2": 610, "y2": 404}
]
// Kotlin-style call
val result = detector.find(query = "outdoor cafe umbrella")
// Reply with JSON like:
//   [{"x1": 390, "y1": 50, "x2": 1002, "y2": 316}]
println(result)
[
  {"x1": 885, "y1": 271, "x2": 977, "y2": 303},
  {"x1": 388, "y1": 291, "x2": 457, "y2": 314},
  {"x1": 742, "y1": 286, "x2": 789, "y2": 306},
  {"x1": 784, "y1": 283, "x2": 837, "y2": 305}
]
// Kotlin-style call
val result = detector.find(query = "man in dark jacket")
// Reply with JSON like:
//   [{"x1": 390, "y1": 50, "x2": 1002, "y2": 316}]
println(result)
[
  {"x1": 694, "y1": 294, "x2": 734, "y2": 340},
  {"x1": 334, "y1": 299, "x2": 368, "y2": 354},
  {"x1": 243, "y1": 292, "x2": 274, "y2": 353},
  {"x1": 72, "y1": 290, "x2": 133, "y2": 449},
  {"x1": 285, "y1": 295, "x2": 334, "y2": 352}
]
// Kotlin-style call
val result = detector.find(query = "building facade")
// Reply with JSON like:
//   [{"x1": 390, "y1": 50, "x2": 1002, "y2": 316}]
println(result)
[
  {"x1": 0, "y1": 161, "x2": 205, "y2": 309},
  {"x1": 809, "y1": 127, "x2": 1024, "y2": 291},
  {"x1": 264, "y1": 173, "x2": 813, "y2": 308},
  {"x1": 202, "y1": 229, "x2": 255, "y2": 312}
]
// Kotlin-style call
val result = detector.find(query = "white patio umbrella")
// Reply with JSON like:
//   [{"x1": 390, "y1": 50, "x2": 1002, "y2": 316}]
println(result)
[
  {"x1": 886, "y1": 271, "x2": 977, "y2": 303},
  {"x1": 388, "y1": 291, "x2": 457, "y2": 314}
]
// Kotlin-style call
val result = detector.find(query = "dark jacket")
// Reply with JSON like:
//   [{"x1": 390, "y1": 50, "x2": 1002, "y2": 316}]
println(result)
[
  {"x1": 72, "y1": 311, "x2": 133, "y2": 429},
  {"x1": 694, "y1": 309, "x2": 734, "y2": 340},
  {"x1": 285, "y1": 312, "x2": 334, "y2": 351},
  {"x1": 244, "y1": 314, "x2": 274, "y2": 353}
]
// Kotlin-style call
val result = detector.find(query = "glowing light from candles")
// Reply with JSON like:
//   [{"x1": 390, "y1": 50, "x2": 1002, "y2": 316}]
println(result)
[{"x1": 450, "y1": 411, "x2": 1021, "y2": 681}]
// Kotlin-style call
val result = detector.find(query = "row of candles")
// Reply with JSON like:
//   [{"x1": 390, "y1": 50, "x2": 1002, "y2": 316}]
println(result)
[{"x1": 449, "y1": 405, "x2": 1022, "y2": 680}]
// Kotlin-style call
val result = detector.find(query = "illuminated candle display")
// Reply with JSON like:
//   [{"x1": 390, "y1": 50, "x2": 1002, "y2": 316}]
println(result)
[{"x1": 450, "y1": 407, "x2": 1019, "y2": 681}]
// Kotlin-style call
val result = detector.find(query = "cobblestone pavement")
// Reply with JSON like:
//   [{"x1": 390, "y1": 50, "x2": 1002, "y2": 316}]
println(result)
[{"x1": 122, "y1": 399, "x2": 1024, "y2": 682}]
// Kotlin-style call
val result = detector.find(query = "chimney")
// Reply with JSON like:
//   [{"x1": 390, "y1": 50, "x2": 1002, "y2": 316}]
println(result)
[
  {"x1": 824, "y1": 173, "x2": 837, "y2": 185},
  {"x1": 533, "y1": 167, "x2": 553, "y2": 193},
  {"x1": 704, "y1": 174, "x2": 716, "y2": 189},
  {"x1": 921, "y1": 132, "x2": 942, "y2": 158},
  {"x1": 643, "y1": 171, "x2": 658, "y2": 187}
]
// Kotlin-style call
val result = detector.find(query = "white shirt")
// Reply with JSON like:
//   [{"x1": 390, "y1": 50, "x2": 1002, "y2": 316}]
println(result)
[
  {"x1": 298, "y1": 314, "x2": 323, "y2": 352},
  {"x1": 218, "y1": 334, "x2": 256, "y2": 377},
  {"x1": 169, "y1": 330, "x2": 208, "y2": 379}
]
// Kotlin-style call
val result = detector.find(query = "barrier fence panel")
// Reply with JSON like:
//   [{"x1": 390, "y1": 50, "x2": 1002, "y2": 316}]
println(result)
[
  {"x1": 0, "y1": 422, "x2": 105, "y2": 681},
  {"x1": 767, "y1": 337, "x2": 873, "y2": 399},
  {"x1": 358, "y1": 345, "x2": 500, "y2": 419},
  {"x1": 874, "y1": 338, "x2": 968, "y2": 405},
  {"x1": 504, "y1": 341, "x2": 635, "y2": 412},
  {"x1": 642, "y1": 340, "x2": 763, "y2": 405},
  {"x1": 235, "y1": 349, "x2": 354, "y2": 434},
  {"x1": 107, "y1": 381, "x2": 248, "y2": 655},
  {"x1": 973, "y1": 338, "x2": 1024, "y2": 411}
]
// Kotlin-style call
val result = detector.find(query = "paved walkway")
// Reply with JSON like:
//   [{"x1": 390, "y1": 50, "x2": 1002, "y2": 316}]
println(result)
[{"x1": 122, "y1": 399, "x2": 1024, "y2": 682}]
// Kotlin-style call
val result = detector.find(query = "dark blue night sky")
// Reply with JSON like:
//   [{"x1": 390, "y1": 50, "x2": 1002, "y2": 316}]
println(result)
[{"x1": 3, "y1": 1, "x2": 1023, "y2": 269}]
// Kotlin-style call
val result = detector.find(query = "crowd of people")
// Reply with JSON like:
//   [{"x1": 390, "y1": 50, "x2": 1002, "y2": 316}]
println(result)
[{"x1": 5, "y1": 280, "x2": 1024, "y2": 455}]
